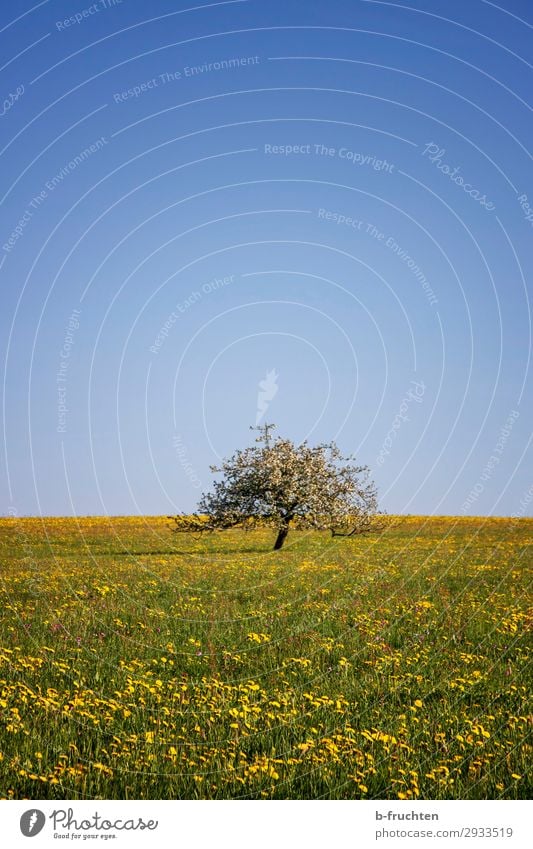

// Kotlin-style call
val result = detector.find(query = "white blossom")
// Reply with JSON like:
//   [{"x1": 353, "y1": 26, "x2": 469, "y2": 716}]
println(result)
[{"x1": 171, "y1": 424, "x2": 380, "y2": 549}]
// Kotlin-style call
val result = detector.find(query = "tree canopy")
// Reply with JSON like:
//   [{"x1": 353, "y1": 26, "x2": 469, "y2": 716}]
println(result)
[{"x1": 171, "y1": 424, "x2": 380, "y2": 550}]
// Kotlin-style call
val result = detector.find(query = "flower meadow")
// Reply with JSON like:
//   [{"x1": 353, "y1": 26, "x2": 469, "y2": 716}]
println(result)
[{"x1": 0, "y1": 515, "x2": 530, "y2": 800}]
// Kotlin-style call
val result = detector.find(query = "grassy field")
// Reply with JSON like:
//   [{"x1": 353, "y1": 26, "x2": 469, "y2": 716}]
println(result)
[{"x1": 0, "y1": 515, "x2": 530, "y2": 800}]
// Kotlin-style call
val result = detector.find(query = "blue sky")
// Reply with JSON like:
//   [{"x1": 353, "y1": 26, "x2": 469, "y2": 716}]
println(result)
[{"x1": 1, "y1": 0, "x2": 532, "y2": 517}]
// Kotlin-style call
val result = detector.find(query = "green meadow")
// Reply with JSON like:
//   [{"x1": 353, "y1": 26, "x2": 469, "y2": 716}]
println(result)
[{"x1": 0, "y1": 515, "x2": 530, "y2": 799}]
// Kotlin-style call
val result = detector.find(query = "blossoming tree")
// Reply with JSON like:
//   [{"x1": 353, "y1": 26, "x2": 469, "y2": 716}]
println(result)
[{"x1": 171, "y1": 424, "x2": 380, "y2": 550}]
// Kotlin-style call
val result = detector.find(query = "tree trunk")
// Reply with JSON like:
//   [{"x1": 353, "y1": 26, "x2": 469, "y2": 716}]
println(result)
[{"x1": 273, "y1": 524, "x2": 289, "y2": 550}]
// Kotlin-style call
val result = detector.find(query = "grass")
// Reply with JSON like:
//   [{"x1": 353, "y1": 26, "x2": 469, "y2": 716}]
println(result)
[{"x1": 0, "y1": 515, "x2": 530, "y2": 800}]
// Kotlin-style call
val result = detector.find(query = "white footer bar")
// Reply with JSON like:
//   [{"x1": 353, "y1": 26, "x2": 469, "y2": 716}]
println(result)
[{"x1": 2, "y1": 799, "x2": 531, "y2": 849}]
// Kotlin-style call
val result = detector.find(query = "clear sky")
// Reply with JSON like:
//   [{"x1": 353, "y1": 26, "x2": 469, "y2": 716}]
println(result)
[{"x1": 1, "y1": 0, "x2": 532, "y2": 517}]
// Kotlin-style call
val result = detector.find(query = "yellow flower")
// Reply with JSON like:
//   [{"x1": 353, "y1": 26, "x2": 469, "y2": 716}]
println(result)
[{"x1": 93, "y1": 763, "x2": 113, "y2": 776}]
